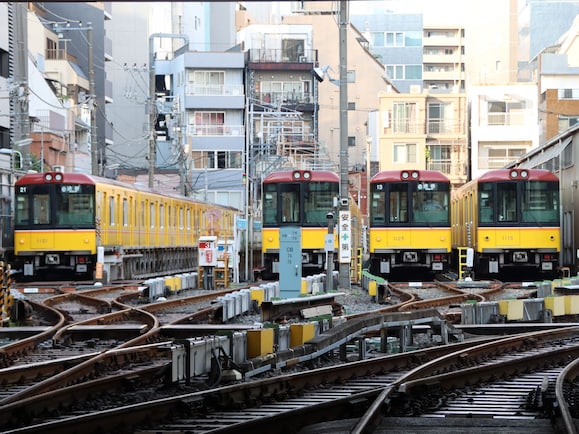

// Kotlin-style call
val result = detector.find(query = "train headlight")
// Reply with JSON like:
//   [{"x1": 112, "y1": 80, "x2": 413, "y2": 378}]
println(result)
[
  {"x1": 411, "y1": 171, "x2": 419, "y2": 179},
  {"x1": 520, "y1": 170, "x2": 528, "y2": 178},
  {"x1": 303, "y1": 171, "x2": 311, "y2": 179},
  {"x1": 292, "y1": 171, "x2": 302, "y2": 180},
  {"x1": 54, "y1": 173, "x2": 64, "y2": 182},
  {"x1": 401, "y1": 171, "x2": 409, "y2": 179},
  {"x1": 44, "y1": 173, "x2": 53, "y2": 182},
  {"x1": 509, "y1": 170, "x2": 518, "y2": 179}
]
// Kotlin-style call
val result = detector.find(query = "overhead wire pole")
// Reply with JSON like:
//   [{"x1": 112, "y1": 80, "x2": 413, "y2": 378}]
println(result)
[
  {"x1": 88, "y1": 23, "x2": 97, "y2": 176},
  {"x1": 148, "y1": 33, "x2": 189, "y2": 189},
  {"x1": 338, "y1": 0, "x2": 351, "y2": 289}
]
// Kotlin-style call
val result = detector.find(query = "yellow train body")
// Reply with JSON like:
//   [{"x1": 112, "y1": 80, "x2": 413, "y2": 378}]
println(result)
[
  {"x1": 370, "y1": 227, "x2": 451, "y2": 251},
  {"x1": 451, "y1": 168, "x2": 560, "y2": 279},
  {"x1": 13, "y1": 172, "x2": 238, "y2": 281}
]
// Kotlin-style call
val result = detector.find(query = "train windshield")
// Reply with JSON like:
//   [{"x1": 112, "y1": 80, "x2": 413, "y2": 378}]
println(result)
[
  {"x1": 262, "y1": 181, "x2": 338, "y2": 226},
  {"x1": 370, "y1": 181, "x2": 449, "y2": 226},
  {"x1": 521, "y1": 181, "x2": 559, "y2": 224},
  {"x1": 479, "y1": 180, "x2": 559, "y2": 225},
  {"x1": 15, "y1": 183, "x2": 95, "y2": 228}
]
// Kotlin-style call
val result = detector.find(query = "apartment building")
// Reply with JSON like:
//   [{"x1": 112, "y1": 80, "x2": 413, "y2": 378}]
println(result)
[
  {"x1": 422, "y1": 25, "x2": 465, "y2": 93},
  {"x1": 152, "y1": 49, "x2": 247, "y2": 210},
  {"x1": 469, "y1": 83, "x2": 539, "y2": 179},
  {"x1": 238, "y1": 23, "x2": 320, "y2": 173},
  {"x1": 39, "y1": 2, "x2": 113, "y2": 175},
  {"x1": 377, "y1": 91, "x2": 468, "y2": 187},
  {"x1": 537, "y1": 16, "x2": 579, "y2": 144}
]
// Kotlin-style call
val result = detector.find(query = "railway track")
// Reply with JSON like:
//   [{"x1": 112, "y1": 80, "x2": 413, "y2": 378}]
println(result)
[{"x1": 2, "y1": 279, "x2": 579, "y2": 433}]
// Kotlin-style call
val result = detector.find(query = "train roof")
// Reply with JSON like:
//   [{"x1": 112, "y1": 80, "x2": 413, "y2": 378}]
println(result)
[
  {"x1": 15, "y1": 172, "x2": 240, "y2": 211},
  {"x1": 370, "y1": 170, "x2": 450, "y2": 183},
  {"x1": 263, "y1": 170, "x2": 339, "y2": 183},
  {"x1": 477, "y1": 168, "x2": 559, "y2": 182}
]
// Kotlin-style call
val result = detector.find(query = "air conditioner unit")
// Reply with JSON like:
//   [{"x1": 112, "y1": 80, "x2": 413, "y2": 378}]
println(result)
[
  {"x1": 53, "y1": 165, "x2": 64, "y2": 172},
  {"x1": 298, "y1": 55, "x2": 308, "y2": 63},
  {"x1": 410, "y1": 85, "x2": 421, "y2": 94}
]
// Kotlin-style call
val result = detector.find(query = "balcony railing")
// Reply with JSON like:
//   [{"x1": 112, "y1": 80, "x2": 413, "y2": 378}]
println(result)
[
  {"x1": 256, "y1": 91, "x2": 312, "y2": 105},
  {"x1": 185, "y1": 84, "x2": 244, "y2": 96},
  {"x1": 187, "y1": 124, "x2": 245, "y2": 136},
  {"x1": 486, "y1": 112, "x2": 526, "y2": 126},
  {"x1": 248, "y1": 48, "x2": 316, "y2": 64},
  {"x1": 478, "y1": 156, "x2": 512, "y2": 169},
  {"x1": 427, "y1": 120, "x2": 456, "y2": 134}
]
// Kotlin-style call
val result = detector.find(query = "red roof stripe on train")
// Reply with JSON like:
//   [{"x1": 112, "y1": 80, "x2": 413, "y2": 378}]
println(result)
[
  {"x1": 370, "y1": 170, "x2": 450, "y2": 183},
  {"x1": 477, "y1": 169, "x2": 559, "y2": 182},
  {"x1": 263, "y1": 170, "x2": 339, "y2": 183},
  {"x1": 15, "y1": 172, "x2": 240, "y2": 210},
  {"x1": 15, "y1": 172, "x2": 97, "y2": 186}
]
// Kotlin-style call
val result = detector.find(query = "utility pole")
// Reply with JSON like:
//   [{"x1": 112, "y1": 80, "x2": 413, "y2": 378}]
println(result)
[
  {"x1": 52, "y1": 22, "x2": 95, "y2": 175},
  {"x1": 338, "y1": 0, "x2": 351, "y2": 289},
  {"x1": 148, "y1": 33, "x2": 189, "y2": 189},
  {"x1": 13, "y1": 3, "x2": 30, "y2": 168},
  {"x1": 88, "y1": 23, "x2": 97, "y2": 176}
]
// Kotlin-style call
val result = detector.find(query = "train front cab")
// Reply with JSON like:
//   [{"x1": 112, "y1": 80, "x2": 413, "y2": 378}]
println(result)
[
  {"x1": 13, "y1": 172, "x2": 97, "y2": 280},
  {"x1": 368, "y1": 170, "x2": 452, "y2": 279},
  {"x1": 455, "y1": 169, "x2": 561, "y2": 280},
  {"x1": 261, "y1": 170, "x2": 340, "y2": 280}
]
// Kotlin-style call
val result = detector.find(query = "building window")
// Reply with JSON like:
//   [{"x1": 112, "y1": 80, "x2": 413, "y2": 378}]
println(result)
[
  {"x1": 386, "y1": 32, "x2": 404, "y2": 47},
  {"x1": 188, "y1": 71, "x2": 224, "y2": 95},
  {"x1": 371, "y1": 32, "x2": 385, "y2": 47},
  {"x1": 192, "y1": 111, "x2": 225, "y2": 135},
  {"x1": 386, "y1": 65, "x2": 421, "y2": 80},
  {"x1": 260, "y1": 81, "x2": 305, "y2": 105},
  {"x1": 393, "y1": 143, "x2": 417, "y2": 163},
  {"x1": 405, "y1": 31, "x2": 422, "y2": 46},
  {"x1": 426, "y1": 144, "x2": 452, "y2": 173},
  {"x1": 46, "y1": 38, "x2": 58, "y2": 60},
  {"x1": 558, "y1": 88, "x2": 579, "y2": 100},
  {"x1": 482, "y1": 147, "x2": 526, "y2": 169},
  {"x1": 558, "y1": 115, "x2": 579, "y2": 133},
  {"x1": 281, "y1": 38, "x2": 305, "y2": 62},
  {"x1": 0, "y1": 49, "x2": 8, "y2": 78},
  {"x1": 405, "y1": 65, "x2": 422, "y2": 79},
  {"x1": 487, "y1": 100, "x2": 526, "y2": 126},
  {"x1": 191, "y1": 150, "x2": 243, "y2": 169},
  {"x1": 428, "y1": 102, "x2": 453, "y2": 134},
  {"x1": 392, "y1": 102, "x2": 417, "y2": 133},
  {"x1": 0, "y1": 127, "x2": 8, "y2": 149},
  {"x1": 348, "y1": 136, "x2": 356, "y2": 147}
]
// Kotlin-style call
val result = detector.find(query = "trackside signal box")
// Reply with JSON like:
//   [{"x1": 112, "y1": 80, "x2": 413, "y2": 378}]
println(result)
[{"x1": 199, "y1": 236, "x2": 218, "y2": 267}]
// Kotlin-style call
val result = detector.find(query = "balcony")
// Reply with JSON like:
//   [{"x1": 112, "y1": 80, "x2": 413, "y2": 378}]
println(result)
[
  {"x1": 185, "y1": 84, "x2": 244, "y2": 96},
  {"x1": 248, "y1": 48, "x2": 316, "y2": 64},
  {"x1": 184, "y1": 84, "x2": 245, "y2": 110},
  {"x1": 486, "y1": 112, "x2": 527, "y2": 127},
  {"x1": 256, "y1": 91, "x2": 313, "y2": 106},
  {"x1": 187, "y1": 124, "x2": 245, "y2": 137}
]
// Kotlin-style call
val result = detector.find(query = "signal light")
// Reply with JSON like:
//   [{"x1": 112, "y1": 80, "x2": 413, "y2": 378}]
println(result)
[{"x1": 242, "y1": 173, "x2": 247, "y2": 185}]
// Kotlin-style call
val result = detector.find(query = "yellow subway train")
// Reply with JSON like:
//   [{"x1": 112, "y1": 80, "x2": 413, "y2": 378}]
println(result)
[
  {"x1": 367, "y1": 169, "x2": 452, "y2": 279},
  {"x1": 12, "y1": 171, "x2": 239, "y2": 281},
  {"x1": 451, "y1": 168, "x2": 560, "y2": 280},
  {"x1": 259, "y1": 169, "x2": 362, "y2": 281}
]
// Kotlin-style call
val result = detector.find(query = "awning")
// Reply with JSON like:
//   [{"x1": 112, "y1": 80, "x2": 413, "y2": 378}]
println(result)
[{"x1": 519, "y1": 136, "x2": 572, "y2": 168}]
